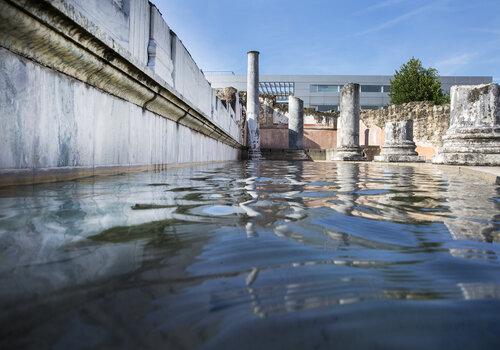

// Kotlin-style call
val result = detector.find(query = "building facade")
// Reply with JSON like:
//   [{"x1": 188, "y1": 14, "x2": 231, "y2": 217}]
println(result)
[{"x1": 207, "y1": 73, "x2": 493, "y2": 111}]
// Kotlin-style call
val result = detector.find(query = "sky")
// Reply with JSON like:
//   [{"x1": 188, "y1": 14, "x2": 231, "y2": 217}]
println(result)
[{"x1": 152, "y1": 0, "x2": 500, "y2": 81}]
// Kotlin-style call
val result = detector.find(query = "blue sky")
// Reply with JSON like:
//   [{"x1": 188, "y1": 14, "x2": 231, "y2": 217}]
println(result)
[{"x1": 152, "y1": 0, "x2": 500, "y2": 81}]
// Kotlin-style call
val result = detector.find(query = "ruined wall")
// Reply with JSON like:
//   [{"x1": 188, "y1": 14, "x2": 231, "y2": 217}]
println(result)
[
  {"x1": 361, "y1": 102, "x2": 450, "y2": 158},
  {"x1": 0, "y1": 0, "x2": 243, "y2": 186}
]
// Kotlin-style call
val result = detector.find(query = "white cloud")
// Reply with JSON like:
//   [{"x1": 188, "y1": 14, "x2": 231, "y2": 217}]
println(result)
[
  {"x1": 434, "y1": 52, "x2": 478, "y2": 75},
  {"x1": 353, "y1": 0, "x2": 408, "y2": 15},
  {"x1": 468, "y1": 28, "x2": 500, "y2": 36},
  {"x1": 351, "y1": 1, "x2": 445, "y2": 37}
]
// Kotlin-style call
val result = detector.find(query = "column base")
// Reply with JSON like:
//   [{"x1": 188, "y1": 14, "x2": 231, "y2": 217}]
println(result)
[
  {"x1": 332, "y1": 147, "x2": 366, "y2": 161},
  {"x1": 374, "y1": 144, "x2": 424, "y2": 163},
  {"x1": 374, "y1": 154, "x2": 425, "y2": 163},
  {"x1": 432, "y1": 129, "x2": 500, "y2": 165},
  {"x1": 248, "y1": 150, "x2": 262, "y2": 160},
  {"x1": 432, "y1": 152, "x2": 500, "y2": 166}
]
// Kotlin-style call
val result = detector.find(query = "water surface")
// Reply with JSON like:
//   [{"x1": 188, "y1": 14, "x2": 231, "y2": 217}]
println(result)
[{"x1": 0, "y1": 161, "x2": 499, "y2": 349}]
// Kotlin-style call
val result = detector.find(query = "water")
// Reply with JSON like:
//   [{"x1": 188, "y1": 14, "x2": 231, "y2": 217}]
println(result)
[{"x1": 0, "y1": 161, "x2": 499, "y2": 349}]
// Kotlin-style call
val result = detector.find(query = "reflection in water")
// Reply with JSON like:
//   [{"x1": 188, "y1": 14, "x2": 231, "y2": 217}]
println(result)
[{"x1": 0, "y1": 161, "x2": 499, "y2": 349}]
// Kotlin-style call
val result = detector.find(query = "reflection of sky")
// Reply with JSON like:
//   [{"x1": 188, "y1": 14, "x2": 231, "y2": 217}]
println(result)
[{"x1": 0, "y1": 161, "x2": 499, "y2": 348}]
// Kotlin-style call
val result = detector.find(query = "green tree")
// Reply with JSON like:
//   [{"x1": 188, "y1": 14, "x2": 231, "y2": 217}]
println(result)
[{"x1": 389, "y1": 58, "x2": 449, "y2": 105}]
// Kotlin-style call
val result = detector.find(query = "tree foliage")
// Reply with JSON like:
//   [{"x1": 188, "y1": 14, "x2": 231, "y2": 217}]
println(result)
[{"x1": 389, "y1": 58, "x2": 449, "y2": 105}]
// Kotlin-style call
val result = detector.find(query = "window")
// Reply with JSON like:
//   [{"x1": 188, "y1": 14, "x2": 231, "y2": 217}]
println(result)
[
  {"x1": 311, "y1": 104, "x2": 339, "y2": 112},
  {"x1": 310, "y1": 84, "x2": 342, "y2": 93},
  {"x1": 382, "y1": 85, "x2": 391, "y2": 93},
  {"x1": 361, "y1": 85, "x2": 383, "y2": 93},
  {"x1": 361, "y1": 105, "x2": 382, "y2": 110}
]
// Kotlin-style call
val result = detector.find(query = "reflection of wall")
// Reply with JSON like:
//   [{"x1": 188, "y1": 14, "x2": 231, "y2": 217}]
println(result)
[{"x1": 444, "y1": 175, "x2": 498, "y2": 242}]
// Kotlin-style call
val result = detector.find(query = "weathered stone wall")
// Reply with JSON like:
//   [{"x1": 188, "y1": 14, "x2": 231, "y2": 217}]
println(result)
[
  {"x1": 0, "y1": 0, "x2": 243, "y2": 186},
  {"x1": 361, "y1": 102, "x2": 450, "y2": 149}
]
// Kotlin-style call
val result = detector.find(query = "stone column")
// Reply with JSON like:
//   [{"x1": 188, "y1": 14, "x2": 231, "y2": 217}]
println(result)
[
  {"x1": 374, "y1": 120, "x2": 424, "y2": 162},
  {"x1": 246, "y1": 51, "x2": 261, "y2": 159},
  {"x1": 288, "y1": 96, "x2": 304, "y2": 150},
  {"x1": 433, "y1": 83, "x2": 500, "y2": 165},
  {"x1": 333, "y1": 83, "x2": 365, "y2": 161}
]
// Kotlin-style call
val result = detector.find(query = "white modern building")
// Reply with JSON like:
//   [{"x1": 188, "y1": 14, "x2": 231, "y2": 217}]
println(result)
[{"x1": 206, "y1": 73, "x2": 493, "y2": 111}]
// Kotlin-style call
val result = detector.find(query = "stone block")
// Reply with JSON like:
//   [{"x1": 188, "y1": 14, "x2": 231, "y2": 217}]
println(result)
[
  {"x1": 433, "y1": 84, "x2": 500, "y2": 165},
  {"x1": 374, "y1": 120, "x2": 424, "y2": 162}
]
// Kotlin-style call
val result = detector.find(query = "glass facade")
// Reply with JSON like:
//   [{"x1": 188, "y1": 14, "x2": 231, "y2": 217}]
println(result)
[
  {"x1": 311, "y1": 84, "x2": 391, "y2": 94},
  {"x1": 310, "y1": 85, "x2": 342, "y2": 93},
  {"x1": 361, "y1": 85, "x2": 383, "y2": 93},
  {"x1": 311, "y1": 105, "x2": 339, "y2": 112}
]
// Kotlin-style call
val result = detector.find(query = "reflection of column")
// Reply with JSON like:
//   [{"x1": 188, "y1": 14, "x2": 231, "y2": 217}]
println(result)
[
  {"x1": 335, "y1": 162, "x2": 359, "y2": 214},
  {"x1": 288, "y1": 96, "x2": 304, "y2": 150},
  {"x1": 333, "y1": 83, "x2": 365, "y2": 161},
  {"x1": 433, "y1": 83, "x2": 500, "y2": 165},
  {"x1": 458, "y1": 283, "x2": 500, "y2": 300},
  {"x1": 374, "y1": 120, "x2": 424, "y2": 162},
  {"x1": 239, "y1": 161, "x2": 261, "y2": 228},
  {"x1": 444, "y1": 175, "x2": 497, "y2": 242},
  {"x1": 246, "y1": 51, "x2": 261, "y2": 159},
  {"x1": 361, "y1": 165, "x2": 415, "y2": 223}
]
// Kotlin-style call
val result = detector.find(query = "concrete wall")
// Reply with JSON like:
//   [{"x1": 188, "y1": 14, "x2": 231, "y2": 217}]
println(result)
[
  {"x1": 172, "y1": 35, "x2": 212, "y2": 117},
  {"x1": 147, "y1": 4, "x2": 174, "y2": 85},
  {"x1": 0, "y1": 0, "x2": 243, "y2": 185}
]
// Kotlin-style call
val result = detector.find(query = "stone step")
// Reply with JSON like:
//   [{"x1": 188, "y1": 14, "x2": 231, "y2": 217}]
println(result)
[{"x1": 260, "y1": 149, "x2": 311, "y2": 161}]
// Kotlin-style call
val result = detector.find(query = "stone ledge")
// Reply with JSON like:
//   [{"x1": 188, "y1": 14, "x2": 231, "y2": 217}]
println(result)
[
  {"x1": 374, "y1": 155, "x2": 425, "y2": 163},
  {"x1": 317, "y1": 161, "x2": 500, "y2": 185},
  {"x1": 0, "y1": 161, "x2": 239, "y2": 188},
  {"x1": 0, "y1": 0, "x2": 241, "y2": 149}
]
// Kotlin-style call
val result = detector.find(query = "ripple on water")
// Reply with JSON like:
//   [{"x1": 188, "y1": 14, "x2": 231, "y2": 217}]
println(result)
[
  {"x1": 197, "y1": 204, "x2": 246, "y2": 216},
  {"x1": 0, "y1": 161, "x2": 498, "y2": 349}
]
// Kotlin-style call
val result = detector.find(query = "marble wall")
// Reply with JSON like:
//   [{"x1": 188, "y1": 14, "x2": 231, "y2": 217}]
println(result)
[{"x1": 0, "y1": 0, "x2": 243, "y2": 185}]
